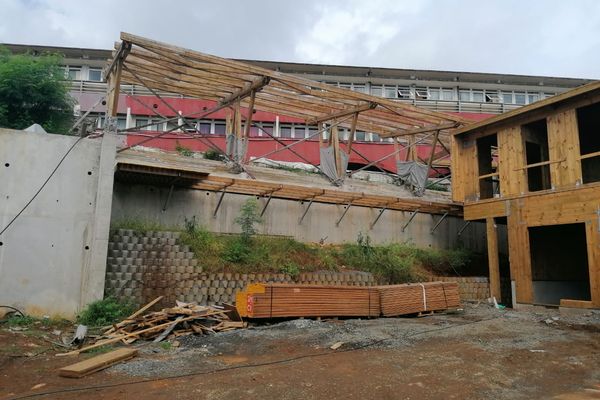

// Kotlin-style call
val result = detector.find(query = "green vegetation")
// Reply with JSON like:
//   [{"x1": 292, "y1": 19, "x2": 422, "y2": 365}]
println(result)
[
  {"x1": 5, "y1": 315, "x2": 36, "y2": 327},
  {"x1": 0, "y1": 46, "x2": 73, "y2": 133},
  {"x1": 77, "y1": 297, "x2": 135, "y2": 327},
  {"x1": 111, "y1": 218, "x2": 171, "y2": 235},
  {"x1": 203, "y1": 149, "x2": 226, "y2": 161},
  {"x1": 160, "y1": 342, "x2": 173, "y2": 351},
  {"x1": 175, "y1": 141, "x2": 194, "y2": 157}
]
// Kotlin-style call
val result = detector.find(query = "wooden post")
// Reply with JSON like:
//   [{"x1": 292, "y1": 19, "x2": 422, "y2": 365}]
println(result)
[
  {"x1": 105, "y1": 59, "x2": 123, "y2": 118},
  {"x1": 225, "y1": 112, "x2": 233, "y2": 158},
  {"x1": 393, "y1": 138, "x2": 401, "y2": 162},
  {"x1": 486, "y1": 217, "x2": 502, "y2": 301},
  {"x1": 318, "y1": 122, "x2": 324, "y2": 148},
  {"x1": 241, "y1": 91, "x2": 256, "y2": 164},
  {"x1": 332, "y1": 125, "x2": 342, "y2": 178},
  {"x1": 406, "y1": 136, "x2": 416, "y2": 161},
  {"x1": 347, "y1": 112, "x2": 358, "y2": 155}
]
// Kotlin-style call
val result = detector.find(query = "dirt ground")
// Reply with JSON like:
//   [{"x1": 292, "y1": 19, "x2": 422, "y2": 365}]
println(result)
[{"x1": 1, "y1": 304, "x2": 599, "y2": 400}]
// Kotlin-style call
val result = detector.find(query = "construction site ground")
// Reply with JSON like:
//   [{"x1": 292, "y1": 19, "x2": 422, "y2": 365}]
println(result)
[{"x1": 1, "y1": 304, "x2": 599, "y2": 400}]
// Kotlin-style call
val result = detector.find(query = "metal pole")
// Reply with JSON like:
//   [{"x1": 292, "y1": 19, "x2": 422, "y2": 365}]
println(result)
[
  {"x1": 335, "y1": 202, "x2": 353, "y2": 227},
  {"x1": 430, "y1": 212, "x2": 449, "y2": 234},
  {"x1": 457, "y1": 220, "x2": 472, "y2": 237},
  {"x1": 213, "y1": 189, "x2": 227, "y2": 217},
  {"x1": 401, "y1": 209, "x2": 420, "y2": 232},
  {"x1": 260, "y1": 193, "x2": 274, "y2": 217},
  {"x1": 369, "y1": 207, "x2": 387, "y2": 230},
  {"x1": 298, "y1": 198, "x2": 315, "y2": 225}
]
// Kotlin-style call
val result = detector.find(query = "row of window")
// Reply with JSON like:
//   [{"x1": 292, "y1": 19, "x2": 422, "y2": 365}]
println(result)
[
  {"x1": 65, "y1": 65, "x2": 103, "y2": 82},
  {"x1": 102, "y1": 116, "x2": 390, "y2": 143},
  {"x1": 324, "y1": 81, "x2": 556, "y2": 105}
]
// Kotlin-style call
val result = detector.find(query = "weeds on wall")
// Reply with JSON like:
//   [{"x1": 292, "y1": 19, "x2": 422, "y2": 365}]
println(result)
[
  {"x1": 203, "y1": 149, "x2": 226, "y2": 161},
  {"x1": 175, "y1": 141, "x2": 194, "y2": 157}
]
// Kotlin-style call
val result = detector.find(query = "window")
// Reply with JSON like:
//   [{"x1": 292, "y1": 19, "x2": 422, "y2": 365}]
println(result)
[
  {"x1": 415, "y1": 88, "x2": 428, "y2": 99},
  {"x1": 293, "y1": 125, "x2": 306, "y2": 138},
  {"x1": 214, "y1": 123, "x2": 226, "y2": 135},
  {"x1": 260, "y1": 124, "x2": 274, "y2": 137},
  {"x1": 476, "y1": 134, "x2": 499, "y2": 199},
  {"x1": 67, "y1": 66, "x2": 82, "y2": 80},
  {"x1": 117, "y1": 118, "x2": 126, "y2": 130},
  {"x1": 441, "y1": 89, "x2": 454, "y2": 101},
  {"x1": 370, "y1": 85, "x2": 383, "y2": 97},
  {"x1": 502, "y1": 92, "x2": 513, "y2": 104},
  {"x1": 371, "y1": 133, "x2": 381, "y2": 142},
  {"x1": 429, "y1": 88, "x2": 441, "y2": 100},
  {"x1": 197, "y1": 122, "x2": 211, "y2": 134},
  {"x1": 472, "y1": 91, "x2": 484, "y2": 103},
  {"x1": 514, "y1": 92, "x2": 526, "y2": 105},
  {"x1": 88, "y1": 68, "x2": 102, "y2": 82},
  {"x1": 248, "y1": 126, "x2": 260, "y2": 137},
  {"x1": 166, "y1": 120, "x2": 179, "y2": 132},
  {"x1": 485, "y1": 91, "x2": 500, "y2": 103},
  {"x1": 522, "y1": 119, "x2": 551, "y2": 192},
  {"x1": 576, "y1": 102, "x2": 600, "y2": 183},
  {"x1": 355, "y1": 130, "x2": 366, "y2": 141},
  {"x1": 527, "y1": 93, "x2": 539, "y2": 104},
  {"x1": 459, "y1": 90, "x2": 471, "y2": 102},
  {"x1": 384, "y1": 86, "x2": 397, "y2": 98},
  {"x1": 280, "y1": 125, "x2": 292, "y2": 138},
  {"x1": 307, "y1": 126, "x2": 319, "y2": 139},
  {"x1": 352, "y1": 84, "x2": 367, "y2": 93},
  {"x1": 135, "y1": 118, "x2": 149, "y2": 130},
  {"x1": 398, "y1": 87, "x2": 412, "y2": 99}
]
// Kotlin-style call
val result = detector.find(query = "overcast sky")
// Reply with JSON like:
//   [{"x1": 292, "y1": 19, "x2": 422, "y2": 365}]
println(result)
[{"x1": 1, "y1": 0, "x2": 599, "y2": 78}]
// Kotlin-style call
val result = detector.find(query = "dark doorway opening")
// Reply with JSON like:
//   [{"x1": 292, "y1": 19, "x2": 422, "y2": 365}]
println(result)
[
  {"x1": 495, "y1": 217, "x2": 512, "y2": 306},
  {"x1": 476, "y1": 134, "x2": 498, "y2": 199},
  {"x1": 529, "y1": 223, "x2": 590, "y2": 305}
]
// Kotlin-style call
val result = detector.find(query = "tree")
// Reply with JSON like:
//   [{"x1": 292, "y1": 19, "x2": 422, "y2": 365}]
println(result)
[
  {"x1": 0, "y1": 46, "x2": 73, "y2": 133},
  {"x1": 234, "y1": 198, "x2": 263, "y2": 242}
]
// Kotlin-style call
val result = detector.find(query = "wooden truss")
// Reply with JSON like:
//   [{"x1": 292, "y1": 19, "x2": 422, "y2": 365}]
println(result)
[{"x1": 105, "y1": 32, "x2": 466, "y2": 144}]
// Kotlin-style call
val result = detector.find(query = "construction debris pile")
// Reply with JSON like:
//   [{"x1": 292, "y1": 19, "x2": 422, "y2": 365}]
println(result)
[
  {"x1": 59, "y1": 297, "x2": 245, "y2": 356},
  {"x1": 237, "y1": 281, "x2": 460, "y2": 319}
]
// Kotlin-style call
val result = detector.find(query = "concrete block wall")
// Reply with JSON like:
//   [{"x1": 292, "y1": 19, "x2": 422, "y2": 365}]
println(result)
[
  {"x1": 105, "y1": 229, "x2": 376, "y2": 307},
  {"x1": 433, "y1": 276, "x2": 490, "y2": 300}
]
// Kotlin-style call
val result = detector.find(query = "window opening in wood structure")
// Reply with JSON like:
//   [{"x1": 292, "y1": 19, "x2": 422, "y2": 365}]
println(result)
[
  {"x1": 529, "y1": 223, "x2": 591, "y2": 306},
  {"x1": 522, "y1": 119, "x2": 551, "y2": 192},
  {"x1": 476, "y1": 134, "x2": 499, "y2": 199},
  {"x1": 576, "y1": 102, "x2": 600, "y2": 184}
]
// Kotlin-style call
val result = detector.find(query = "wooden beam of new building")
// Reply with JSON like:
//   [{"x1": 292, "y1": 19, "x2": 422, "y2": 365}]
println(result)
[
  {"x1": 306, "y1": 102, "x2": 376, "y2": 125},
  {"x1": 219, "y1": 76, "x2": 270, "y2": 106}
]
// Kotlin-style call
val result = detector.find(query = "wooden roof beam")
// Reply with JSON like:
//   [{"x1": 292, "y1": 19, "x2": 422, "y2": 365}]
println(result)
[
  {"x1": 380, "y1": 122, "x2": 461, "y2": 138},
  {"x1": 219, "y1": 76, "x2": 270, "y2": 106},
  {"x1": 306, "y1": 102, "x2": 377, "y2": 125}
]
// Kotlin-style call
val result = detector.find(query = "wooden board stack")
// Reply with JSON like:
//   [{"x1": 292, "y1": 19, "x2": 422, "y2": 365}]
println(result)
[
  {"x1": 377, "y1": 282, "x2": 460, "y2": 317},
  {"x1": 236, "y1": 282, "x2": 460, "y2": 319},
  {"x1": 237, "y1": 283, "x2": 380, "y2": 318},
  {"x1": 59, "y1": 348, "x2": 138, "y2": 378}
]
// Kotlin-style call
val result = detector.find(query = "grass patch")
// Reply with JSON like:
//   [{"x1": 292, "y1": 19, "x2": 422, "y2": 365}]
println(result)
[
  {"x1": 160, "y1": 342, "x2": 172, "y2": 351},
  {"x1": 5, "y1": 315, "x2": 37, "y2": 327},
  {"x1": 111, "y1": 218, "x2": 171, "y2": 234},
  {"x1": 77, "y1": 297, "x2": 135, "y2": 327},
  {"x1": 175, "y1": 141, "x2": 194, "y2": 157}
]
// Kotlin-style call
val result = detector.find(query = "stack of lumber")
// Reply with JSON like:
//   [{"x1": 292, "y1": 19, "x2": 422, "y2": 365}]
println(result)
[
  {"x1": 236, "y1": 283, "x2": 380, "y2": 318},
  {"x1": 377, "y1": 282, "x2": 460, "y2": 317},
  {"x1": 58, "y1": 297, "x2": 246, "y2": 356}
]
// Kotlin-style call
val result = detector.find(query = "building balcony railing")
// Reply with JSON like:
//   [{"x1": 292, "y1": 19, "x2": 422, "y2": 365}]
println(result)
[{"x1": 69, "y1": 80, "x2": 522, "y2": 115}]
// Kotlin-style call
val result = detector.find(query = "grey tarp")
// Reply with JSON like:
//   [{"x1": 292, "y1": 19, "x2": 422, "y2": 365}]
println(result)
[
  {"x1": 396, "y1": 160, "x2": 429, "y2": 193},
  {"x1": 320, "y1": 147, "x2": 349, "y2": 185},
  {"x1": 226, "y1": 135, "x2": 248, "y2": 163}
]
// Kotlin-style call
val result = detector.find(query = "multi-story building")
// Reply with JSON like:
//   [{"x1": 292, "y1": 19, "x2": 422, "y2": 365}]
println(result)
[{"x1": 3, "y1": 43, "x2": 594, "y2": 173}]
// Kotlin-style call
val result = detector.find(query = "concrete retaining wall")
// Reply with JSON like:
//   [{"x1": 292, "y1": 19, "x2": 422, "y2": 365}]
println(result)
[
  {"x1": 0, "y1": 128, "x2": 117, "y2": 317},
  {"x1": 106, "y1": 229, "x2": 376, "y2": 307},
  {"x1": 111, "y1": 182, "x2": 487, "y2": 251}
]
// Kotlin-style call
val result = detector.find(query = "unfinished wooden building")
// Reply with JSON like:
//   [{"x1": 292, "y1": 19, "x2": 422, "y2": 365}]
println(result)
[{"x1": 452, "y1": 82, "x2": 600, "y2": 309}]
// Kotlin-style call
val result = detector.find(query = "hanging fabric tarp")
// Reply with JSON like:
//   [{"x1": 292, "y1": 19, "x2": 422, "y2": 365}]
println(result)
[
  {"x1": 396, "y1": 160, "x2": 429, "y2": 194},
  {"x1": 320, "y1": 147, "x2": 348, "y2": 185}
]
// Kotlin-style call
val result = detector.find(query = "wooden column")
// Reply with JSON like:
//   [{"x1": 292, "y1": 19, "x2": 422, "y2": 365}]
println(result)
[
  {"x1": 405, "y1": 136, "x2": 416, "y2": 161},
  {"x1": 346, "y1": 113, "x2": 358, "y2": 155},
  {"x1": 331, "y1": 125, "x2": 342, "y2": 177},
  {"x1": 105, "y1": 59, "x2": 123, "y2": 118},
  {"x1": 393, "y1": 138, "x2": 401, "y2": 162},
  {"x1": 486, "y1": 217, "x2": 502, "y2": 301}
]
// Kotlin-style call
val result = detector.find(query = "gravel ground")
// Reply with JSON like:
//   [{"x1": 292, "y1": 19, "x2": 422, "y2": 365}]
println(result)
[{"x1": 111, "y1": 303, "x2": 600, "y2": 378}]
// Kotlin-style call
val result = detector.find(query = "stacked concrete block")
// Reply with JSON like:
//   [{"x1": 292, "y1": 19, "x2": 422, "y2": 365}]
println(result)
[
  {"x1": 432, "y1": 276, "x2": 490, "y2": 300},
  {"x1": 105, "y1": 229, "x2": 379, "y2": 307}
]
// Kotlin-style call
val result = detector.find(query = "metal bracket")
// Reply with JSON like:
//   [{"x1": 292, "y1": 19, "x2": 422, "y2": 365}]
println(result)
[
  {"x1": 457, "y1": 220, "x2": 472, "y2": 237},
  {"x1": 401, "y1": 209, "x2": 420, "y2": 232},
  {"x1": 213, "y1": 188, "x2": 227, "y2": 218},
  {"x1": 298, "y1": 198, "x2": 315, "y2": 225},
  {"x1": 430, "y1": 212, "x2": 449, "y2": 234},
  {"x1": 260, "y1": 193, "x2": 274, "y2": 217},
  {"x1": 369, "y1": 207, "x2": 387, "y2": 230},
  {"x1": 336, "y1": 202, "x2": 353, "y2": 227},
  {"x1": 162, "y1": 177, "x2": 179, "y2": 212}
]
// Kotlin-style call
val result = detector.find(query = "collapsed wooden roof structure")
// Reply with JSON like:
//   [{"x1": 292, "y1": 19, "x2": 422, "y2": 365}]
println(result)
[{"x1": 104, "y1": 32, "x2": 468, "y2": 216}]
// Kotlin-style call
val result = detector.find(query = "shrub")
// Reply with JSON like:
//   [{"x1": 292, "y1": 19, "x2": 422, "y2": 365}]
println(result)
[
  {"x1": 203, "y1": 149, "x2": 226, "y2": 161},
  {"x1": 280, "y1": 262, "x2": 300, "y2": 278},
  {"x1": 223, "y1": 238, "x2": 251, "y2": 263},
  {"x1": 235, "y1": 198, "x2": 263, "y2": 242},
  {"x1": 77, "y1": 297, "x2": 135, "y2": 327},
  {"x1": 175, "y1": 141, "x2": 194, "y2": 157}
]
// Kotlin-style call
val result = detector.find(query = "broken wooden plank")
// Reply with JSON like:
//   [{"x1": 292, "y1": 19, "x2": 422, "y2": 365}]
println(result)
[{"x1": 58, "y1": 348, "x2": 138, "y2": 378}]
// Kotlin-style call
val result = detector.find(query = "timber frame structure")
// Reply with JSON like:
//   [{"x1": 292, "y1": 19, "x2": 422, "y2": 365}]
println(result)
[
  {"x1": 103, "y1": 32, "x2": 468, "y2": 216},
  {"x1": 452, "y1": 81, "x2": 600, "y2": 309}
]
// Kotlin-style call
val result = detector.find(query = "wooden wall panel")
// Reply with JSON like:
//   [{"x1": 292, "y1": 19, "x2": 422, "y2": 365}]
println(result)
[
  {"x1": 498, "y1": 126, "x2": 526, "y2": 197},
  {"x1": 451, "y1": 135, "x2": 478, "y2": 203},
  {"x1": 486, "y1": 218, "x2": 501, "y2": 301},
  {"x1": 547, "y1": 109, "x2": 582, "y2": 189},
  {"x1": 464, "y1": 199, "x2": 508, "y2": 221}
]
